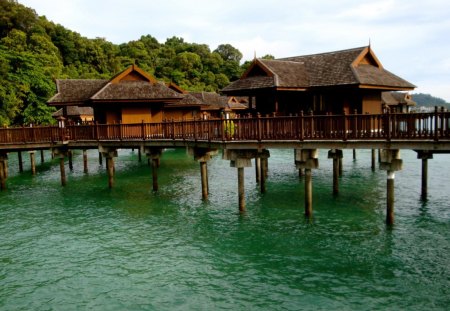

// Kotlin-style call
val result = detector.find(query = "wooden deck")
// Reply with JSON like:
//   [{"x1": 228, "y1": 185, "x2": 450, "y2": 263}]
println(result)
[{"x1": 1, "y1": 111, "x2": 450, "y2": 151}]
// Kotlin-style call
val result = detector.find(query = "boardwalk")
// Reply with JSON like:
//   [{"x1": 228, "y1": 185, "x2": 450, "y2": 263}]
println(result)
[{"x1": 1, "y1": 110, "x2": 450, "y2": 225}]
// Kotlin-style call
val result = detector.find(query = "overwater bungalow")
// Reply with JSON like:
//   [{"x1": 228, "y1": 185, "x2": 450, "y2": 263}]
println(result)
[
  {"x1": 190, "y1": 92, "x2": 249, "y2": 118},
  {"x1": 48, "y1": 65, "x2": 207, "y2": 123},
  {"x1": 381, "y1": 91, "x2": 416, "y2": 113},
  {"x1": 221, "y1": 46, "x2": 416, "y2": 116}
]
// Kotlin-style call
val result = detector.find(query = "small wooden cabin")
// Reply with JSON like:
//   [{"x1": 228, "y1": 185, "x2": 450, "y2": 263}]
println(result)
[
  {"x1": 191, "y1": 92, "x2": 249, "y2": 118},
  {"x1": 48, "y1": 65, "x2": 207, "y2": 123},
  {"x1": 382, "y1": 92, "x2": 416, "y2": 113},
  {"x1": 221, "y1": 46, "x2": 416, "y2": 116},
  {"x1": 52, "y1": 106, "x2": 94, "y2": 124}
]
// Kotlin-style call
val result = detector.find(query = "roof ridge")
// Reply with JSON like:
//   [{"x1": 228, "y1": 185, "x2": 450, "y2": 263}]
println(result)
[{"x1": 277, "y1": 46, "x2": 368, "y2": 61}]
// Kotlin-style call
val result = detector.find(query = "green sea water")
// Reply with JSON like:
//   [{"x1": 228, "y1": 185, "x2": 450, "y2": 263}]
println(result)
[{"x1": 0, "y1": 148, "x2": 449, "y2": 310}]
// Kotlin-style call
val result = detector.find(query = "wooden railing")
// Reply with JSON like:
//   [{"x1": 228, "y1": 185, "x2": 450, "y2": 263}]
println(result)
[{"x1": 1, "y1": 110, "x2": 449, "y2": 146}]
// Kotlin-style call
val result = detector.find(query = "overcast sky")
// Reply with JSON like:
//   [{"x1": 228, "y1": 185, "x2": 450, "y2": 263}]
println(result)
[{"x1": 18, "y1": 0, "x2": 450, "y2": 102}]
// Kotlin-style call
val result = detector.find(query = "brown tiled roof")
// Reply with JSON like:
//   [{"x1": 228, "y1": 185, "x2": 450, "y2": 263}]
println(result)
[
  {"x1": 382, "y1": 92, "x2": 416, "y2": 106},
  {"x1": 192, "y1": 92, "x2": 248, "y2": 110},
  {"x1": 48, "y1": 80, "x2": 108, "y2": 105},
  {"x1": 165, "y1": 94, "x2": 207, "y2": 107},
  {"x1": 222, "y1": 46, "x2": 415, "y2": 93},
  {"x1": 91, "y1": 81, "x2": 183, "y2": 101},
  {"x1": 52, "y1": 106, "x2": 94, "y2": 117}
]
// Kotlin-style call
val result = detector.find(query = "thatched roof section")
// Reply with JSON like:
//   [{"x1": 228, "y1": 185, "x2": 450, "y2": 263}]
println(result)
[
  {"x1": 165, "y1": 93, "x2": 208, "y2": 107},
  {"x1": 191, "y1": 92, "x2": 248, "y2": 110},
  {"x1": 48, "y1": 80, "x2": 108, "y2": 105},
  {"x1": 382, "y1": 92, "x2": 416, "y2": 106},
  {"x1": 52, "y1": 106, "x2": 94, "y2": 117},
  {"x1": 91, "y1": 81, "x2": 183, "y2": 101},
  {"x1": 222, "y1": 46, "x2": 416, "y2": 93}
]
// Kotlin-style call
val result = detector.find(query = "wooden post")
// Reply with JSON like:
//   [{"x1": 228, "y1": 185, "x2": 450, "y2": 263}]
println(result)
[
  {"x1": 421, "y1": 157, "x2": 428, "y2": 200},
  {"x1": 200, "y1": 161, "x2": 208, "y2": 200},
  {"x1": 305, "y1": 168, "x2": 313, "y2": 218},
  {"x1": 98, "y1": 152, "x2": 103, "y2": 166},
  {"x1": 298, "y1": 168, "x2": 304, "y2": 177},
  {"x1": 30, "y1": 151, "x2": 36, "y2": 175},
  {"x1": 138, "y1": 148, "x2": 142, "y2": 162},
  {"x1": 333, "y1": 157, "x2": 339, "y2": 195},
  {"x1": 260, "y1": 157, "x2": 267, "y2": 194},
  {"x1": 255, "y1": 157, "x2": 261, "y2": 183},
  {"x1": 68, "y1": 150, "x2": 73, "y2": 171},
  {"x1": 3, "y1": 156, "x2": 8, "y2": 179},
  {"x1": 371, "y1": 149, "x2": 376, "y2": 171},
  {"x1": 83, "y1": 150, "x2": 88, "y2": 173},
  {"x1": 107, "y1": 157, "x2": 115, "y2": 188},
  {"x1": 386, "y1": 171, "x2": 395, "y2": 226},
  {"x1": 338, "y1": 157, "x2": 343, "y2": 177},
  {"x1": 353, "y1": 149, "x2": 356, "y2": 160},
  {"x1": 40, "y1": 150, "x2": 44, "y2": 164},
  {"x1": 152, "y1": 158, "x2": 158, "y2": 192},
  {"x1": 0, "y1": 155, "x2": 7, "y2": 190},
  {"x1": 18, "y1": 151, "x2": 23, "y2": 173},
  {"x1": 238, "y1": 167, "x2": 245, "y2": 212},
  {"x1": 59, "y1": 156, "x2": 66, "y2": 186}
]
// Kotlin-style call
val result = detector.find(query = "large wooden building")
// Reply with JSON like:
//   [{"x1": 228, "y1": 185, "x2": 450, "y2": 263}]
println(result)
[
  {"x1": 48, "y1": 65, "x2": 207, "y2": 123},
  {"x1": 221, "y1": 46, "x2": 416, "y2": 115}
]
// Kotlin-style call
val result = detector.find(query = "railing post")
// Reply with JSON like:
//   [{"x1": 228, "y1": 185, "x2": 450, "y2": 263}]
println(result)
[
  {"x1": 299, "y1": 111, "x2": 304, "y2": 141},
  {"x1": 257, "y1": 113, "x2": 262, "y2": 141},
  {"x1": 434, "y1": 106, "x2": 439, "y2": 141},
  {"x1": 309, "y1": 110, "x2": 314, "y2": 138},
  {"x1": 386, "y1": 109, "x2": 391, "y2": 141},
  {"x1": 343, "y1": 110, "x2": 347, "y2": 141},
  {"x1": 194, "y1": 118, "x2": 198, "y2": 141},
  {"x1": 141, "y1": 120, "x2": 145, "y2": 140}
]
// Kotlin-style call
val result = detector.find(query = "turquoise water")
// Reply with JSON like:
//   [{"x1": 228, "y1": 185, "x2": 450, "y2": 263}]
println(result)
[{"x1": 0, "y1": 148, "x2": 449, "y2": 310}]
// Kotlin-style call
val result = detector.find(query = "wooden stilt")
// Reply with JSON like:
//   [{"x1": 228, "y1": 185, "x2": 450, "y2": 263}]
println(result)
[
  {"x1": 386, "y1": 171, "x2": 395, "y2": 225},
  {"x1": 200, "y1": 161, "x2": 208, "y2": 200},
  {"x1": 3, "y1": 157, "x2": 8, "y2": 179},
  {"x1": 83, "y1": 150, "x2": 88, "y2": 173},
  {"x1": 305, "y1": 168, "x2": 313, "y2": 218},
  {"x1": 98, "y1": 152, "x2": 103, "y2": 166},
  {"x1": 255, "y1": 157, "x2": 261, "y2": 183},
  {"x1": 371, "y1": 149, "x2": 376, "y2": 171},
  {"x1": 152, "y1": 158, "x2": 158, "y2": 192},
  {"x1": 260, "y1": 157, "x2": 266, "y2": 194},
  {"x1": 0, "y1": 160, "x2": 5, "y2": 190},
  {"x1": 298, "y1": 168, "x2": 304, "y2": 177},
  {"x1": 59, "y1": 156, "x2": 66, "y2": 186},
  {"x1": 421, "y1": 157, "x2": 428, "y2": 200},
  {"x1": 353, "y1": 149, "x2": 356, "y2": 160},
  {"x1": 107, "y1": 157, "x2": 114, "y2": 188},
  {"x1": 18, "y1": 151, "x2": 23, "y2": 173},
  {"x1": 40, "y1": 150, "x2": 44, "y2": 164},
  {"x1": 333, "y1": 157, "x2": 339, "y2": 195},
  {"x1": 68, "y1": 150, "x2": 73, "y2": 171},
  {"x1": 30, "y1": 151, "x2": 36, "y2": 175},
  {"x1": 238, "y1": 167, "x2": 245, "y2": 212},
  {"x1": 338, "y1": 157, "x2": 343, "y2": 177},
  {"x1": 138, "y1": 148, "x2": 142, "y2": 162}
]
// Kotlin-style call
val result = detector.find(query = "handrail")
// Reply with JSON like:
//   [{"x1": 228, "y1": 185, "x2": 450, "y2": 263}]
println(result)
[{"x1": 1, "y1": 111, "x2": 449, "y2": 145}]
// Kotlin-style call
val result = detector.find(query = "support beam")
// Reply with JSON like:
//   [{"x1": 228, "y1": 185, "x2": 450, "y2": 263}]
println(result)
[
  {"x1": 338, "y1": 157, "x2": 343, "y2": 177},
  {"x1": 0, "y1": 153, "x2": 7, "y2": 190},
  {"x1": 68, "y1": 150, "x2": 73, "y2": 171},
  {"x1": 29, "y1": 151, "x2": 36, "y2": 175},
  {"x1": 328, "y1": 149, "x2": 343, "y2": 196},
  {"x1": 295, "y1": 149, "x2": 319, "y2": 218},
  {"x1": 417, "y1": 150, "x2": 433, "y2": 201},
  {"x1": 52, "y1": 148, "x2": 68, "y2": 186},
  {"x1": 371, "y1": 149, "x2": 376, "y2": 171},
  {"x1": 260, "y1": 157, "x2": 267, "y2": 194},
  {"x1": 200, "y1": 161, "x2": 208, "y2": 199},
  {"x1": 145, "y1": 148, "x2": 163, "y2": 192},
  {"x1": 380, "y1": 149, "x2": 402, "y2": 226},
  {"x1": 238, "y1": 167, "x2": 245, "y2": 212},
  {"x1": 40, "y1": 150, "x2": 45, "y2": 164},
  {"x1": 138, "y1": 148, "x2": 142, "y2": 162},
  {"x1": 190, "y1": 147, "x2": 218, "y2": 200},
  {"x1": 18, "y1": 151, "x2": 23, "y2": 173},
  {"x1": 99, "y1": 146, "x2": 118, "y2": 189},
  {"x1": 98, "y1": 152, "x2": 103, "y2": 166},
  {"x1": 255, "y1": 157, "x2": 261, "y2": 183},
  {"x1": 83, "y1": 150, "x2": 88, "y2": 173},
  {"x1": 353, "y1": 149, "x2": 356, "y2": 160}
]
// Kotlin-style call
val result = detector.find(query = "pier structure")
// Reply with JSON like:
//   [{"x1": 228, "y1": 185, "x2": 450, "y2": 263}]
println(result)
[{"x1": 1, "y1": 111, "x2": 450, "y2": 225}]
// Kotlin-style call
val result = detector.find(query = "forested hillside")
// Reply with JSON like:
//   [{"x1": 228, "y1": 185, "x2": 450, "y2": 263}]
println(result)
[
  {"x1": 412, "y1": 93, "x2": 450, "y2": 109},
  {"x1": 0, "y1": 0, "x2": 246, "y2": 126}
]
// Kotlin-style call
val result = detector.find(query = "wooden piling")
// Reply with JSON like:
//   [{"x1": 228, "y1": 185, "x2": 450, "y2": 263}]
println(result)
[
  {"x1": 138, "y1": 148, "x2": 142, "y2": 162},
  {"x1": 59, "y1": 156, "x2": 66, "y2": 186},
  {"x1": 30, "y1": 151, "x2": 36, "y2": 175},
  {"x1": 255, "y1": 157, "x2": 261, "y2": 183},
  {"x1": 305, "y1": 168, "x2": 313, "y2": 218},
  {"x1": 83, "y1": 150, "x2": 88, "y2": 173},
  {"x1": 68, "y1": 150, "x2": 73, "y2": 171},
  {"x1": 353, "y1": 149, "x2": 356, "y2": 160},
  {"x1": 338, "y1": 157, "x2": 343, "y2": 177},
  {"x1": 298, "y1": 168, "x2": 304, "y2": 177},
  {"x1": 371, "y1": 149, "x2": 376, "y2": 171},
  {"x1": 421, "y1": 157, "x2": 428, "y2": 200},
  {"x1": 200, "y1": 161, "x2": 208, "y2": 200},
  {"x1": 333, "y1": 157, "x2": 339, "y2": 195},
  {"x1": 40, "y1": 150, "x2": 44, "y2": 164},
  {"x1": 238, "y1": 167, "x2": 245, "y2": 212},
  {"x1": 260, "y1": 157, "x2": 266, "y2": 194},
  {"x1": 107, "y1": 157, "x2": 114, "y2": 188},
  {"x1": 98, "y1": 152, "x2": 103, "y2": 166},
  {"x1": 18, "y1": 151, "x2": 23, "y2": 173},
  {"x1": 0, "y1": 156, "x2": 6, "y2": 190},
  {"x1": 386, "y1": 171, "x2": 395, "y2": 225},
  {"x1": 152, "y1": 158, "x2": 158, "y2": 192}
]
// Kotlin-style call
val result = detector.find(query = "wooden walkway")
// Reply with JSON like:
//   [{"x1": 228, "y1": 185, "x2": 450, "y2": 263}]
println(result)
[{"x1": 1, "y1": 110, "x2": 450, "y2": 225}]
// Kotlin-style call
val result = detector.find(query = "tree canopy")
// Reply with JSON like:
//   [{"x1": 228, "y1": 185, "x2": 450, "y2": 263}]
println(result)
[{"x1": 0, "y1": 0, "x2": 251, "y2": 126}]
